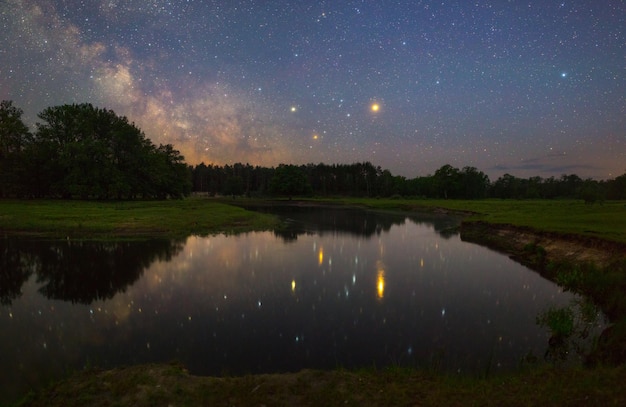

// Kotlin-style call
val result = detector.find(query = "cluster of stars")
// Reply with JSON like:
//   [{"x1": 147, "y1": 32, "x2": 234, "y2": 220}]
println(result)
[{"x1": 1, "y1": 1, "x2": 623, "y2": 179}]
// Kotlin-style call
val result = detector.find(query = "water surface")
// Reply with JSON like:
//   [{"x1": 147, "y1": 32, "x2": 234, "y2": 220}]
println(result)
[{"x1": 0, "y1": 208, "x2": 600, "y2": 403}]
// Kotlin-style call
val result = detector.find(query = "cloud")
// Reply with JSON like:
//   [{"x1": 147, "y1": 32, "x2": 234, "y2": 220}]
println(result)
[{"x1": 489, "y1": 153, "x2": 600, "y2": 178}]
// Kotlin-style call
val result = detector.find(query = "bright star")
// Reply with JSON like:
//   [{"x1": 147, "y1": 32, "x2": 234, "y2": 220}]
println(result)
[
  {"x1": 370, "y1": 103, "x2": 380, "y2": 112},
  {"x1": 561, "y1": 72, "x2": 568, "y2": 78},
  {"x1": 290, "y1": 106, "x2": 297, "y2": 112}
]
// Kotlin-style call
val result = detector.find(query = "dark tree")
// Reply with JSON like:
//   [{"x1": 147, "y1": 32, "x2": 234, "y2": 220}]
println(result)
[
  {"x1": 607, "y1": 173, "x2": 626, "y2": 200},
  {"x1": 580, "y1": 179, "x2": 603, "y2": 204},
  {"x1": 0, "y1": 100, "x2": 33, "y2": 197},
  {"x1": 376, "y1": 169, "x2": 397, "y2": 197},
  {"x1": 26, "y1": 103, "x2": 190, "y2": 199},
  {"x1": 459, "y1": 166, "x2": 490, "y2": 199},
  {"x1": 491, "y1": 173, "x2": 522, "y2": 199},
  {"x1": 269, "y1": 164, "x2": 312, "y2": 199},
  {"x1": 224, "y1": 175, "x2": 244, "y2": 197},
  {"x1": 433, "y1": 164, "x2": 461, "y2": 199}
]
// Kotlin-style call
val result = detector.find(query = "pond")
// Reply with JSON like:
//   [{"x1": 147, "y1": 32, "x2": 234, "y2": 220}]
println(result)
[{"x1": 0, "y1": 206, "x2": 604, "y2": 403}]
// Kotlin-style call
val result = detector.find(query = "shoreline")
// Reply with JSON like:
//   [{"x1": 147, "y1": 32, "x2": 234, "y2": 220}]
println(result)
[
  {"x1": 16, "y1": 363, "x2": 626, "y2": 407},
  {"x1": 7, "y1": 198, "x2": 626, "y2": 405},
  {"x1": 459, "y1": 220, "x2": 626, "y2": 270},
  {"x1": 459, "y1": 220, "x2": 626, "y2": 366}
]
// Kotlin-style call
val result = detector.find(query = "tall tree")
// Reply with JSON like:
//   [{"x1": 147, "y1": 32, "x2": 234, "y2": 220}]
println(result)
[
  {"x1": 607, "y1": 172, "x2": 626, "y2": 200},
  {"x1": 0, "y1": 100, "x2": 32, "y2": 197},
  {"x1": 269, "y1": 164, "x2": 312, "y2": 199},
  {"x1": 459, "y1": 166, "x2": 490, "y2": 199},
  {"x1": 30, "y1": 103, "x2": 191, "y2": 199},
  {"x1": 433, "y1": 164, "x2": 461, "y2": 199}
]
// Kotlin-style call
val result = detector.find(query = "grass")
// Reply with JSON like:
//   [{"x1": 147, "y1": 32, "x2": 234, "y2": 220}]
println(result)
[
  {"x1": 2, "y1": 197, "x2": 624, "y2": 243},
  {"x1": 328, "y1": 198, "x2": 626, "y2": 244},
  {"x1": 15, "y1": 363, "x2": 626, "y2": 407},
  {"x1": 0, "y1": 197, "x2": 279, "y2": 239}
]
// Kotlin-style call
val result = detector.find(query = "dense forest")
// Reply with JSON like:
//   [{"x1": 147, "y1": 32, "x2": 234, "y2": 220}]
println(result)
[
  {"x1": 190, "y1": 161, "x2": 626, "y2": 201},
  {"x1": 1, "y1": 100, "x2": 624, "y2": 201}
]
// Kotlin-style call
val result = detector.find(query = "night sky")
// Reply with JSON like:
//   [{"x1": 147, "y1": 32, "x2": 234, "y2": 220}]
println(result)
[{"x1": 1, "y1": 1, "x2": 624, "y2": 179}]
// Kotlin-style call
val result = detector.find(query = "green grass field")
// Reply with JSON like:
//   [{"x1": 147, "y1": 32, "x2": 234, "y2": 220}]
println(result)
[
  {"x1": 333, "y1": 198, "x2": 626, "y2": 244},
  {"x1": 2, "y1": 197, "x2": 624, "y2": 243},
  {"x1": 0, "y1": 198, "x2": 278, "y2": 239}
]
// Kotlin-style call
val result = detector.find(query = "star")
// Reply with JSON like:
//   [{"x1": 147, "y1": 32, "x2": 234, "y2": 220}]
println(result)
[{"x1": 0, "y1": 0, "x2": 622, "y2": 180}]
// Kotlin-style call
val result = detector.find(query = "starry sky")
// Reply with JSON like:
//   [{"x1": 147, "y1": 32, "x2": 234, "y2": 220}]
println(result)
[{"x1": 1, "y1": 1, "x2": 624, "y2": 179}]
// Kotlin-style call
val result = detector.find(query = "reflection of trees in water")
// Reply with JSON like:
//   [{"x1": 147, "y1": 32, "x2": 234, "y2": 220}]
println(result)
[
  {"x1": 0, "y1": 238, "x2": 184, "y2": 305},
  {"x1": 0, "y1": 237, "x2": 35, "y2": 305},
  {"x1": 273, "y1": 207, "x2": 401, "y2": 241},
  {"x1": 267, "y1": 206, "x2": 460, "y2": 242},
  {"x1": 405, "y1": 214, "x2": 461, "y2": 239}
]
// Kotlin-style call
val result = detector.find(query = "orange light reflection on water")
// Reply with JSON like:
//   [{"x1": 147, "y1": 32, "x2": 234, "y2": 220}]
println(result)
[{"x1": 376, "y1": 260, "x2": 385, "y2": 299}]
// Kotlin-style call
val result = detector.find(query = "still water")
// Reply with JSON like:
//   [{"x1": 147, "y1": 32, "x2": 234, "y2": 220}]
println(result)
[{"x1": 0, "y1": 207, "x2": 601, "y2": 403}]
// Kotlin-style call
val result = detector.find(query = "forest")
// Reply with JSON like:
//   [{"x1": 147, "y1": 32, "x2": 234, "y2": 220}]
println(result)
[
  {"x1": 190, "y1": 161, "x2": 626, "y2": 201},
  {"x1": 2, "y1": 100, "x2": 625, "y2": 201}
]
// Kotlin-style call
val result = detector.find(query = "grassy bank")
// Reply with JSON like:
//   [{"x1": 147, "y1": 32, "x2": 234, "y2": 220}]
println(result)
[
  {"x1": 0, "y1": 198, "x2": 279, "y2": 239},
  {"x1": 16, "y1": 363, "x2": 626, "y2": 407},
  {"x1": 331, "y1": 198, "x2": 626, "y2": 244},
  {"x1": 2, "y1": 197, "x2": 624, "y2": 243}
]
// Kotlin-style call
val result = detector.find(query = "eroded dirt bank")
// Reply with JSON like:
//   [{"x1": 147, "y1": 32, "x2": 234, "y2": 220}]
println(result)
[
  {"x1": 461, "y1": 220, "x2": 626, "y2": 366},
  {"x1": 460, "y1": 221, "x2": 626, "y2": 270}
]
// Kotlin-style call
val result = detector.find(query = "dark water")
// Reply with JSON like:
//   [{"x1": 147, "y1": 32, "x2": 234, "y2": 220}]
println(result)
[{"x1": 0, "y1": 207, "x2": 603, "y2": 403}]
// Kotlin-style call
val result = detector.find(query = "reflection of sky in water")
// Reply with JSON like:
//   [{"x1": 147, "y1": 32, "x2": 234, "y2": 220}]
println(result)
[{"x1": 0, "y1": 219, "x2": 601, "y2": 403}]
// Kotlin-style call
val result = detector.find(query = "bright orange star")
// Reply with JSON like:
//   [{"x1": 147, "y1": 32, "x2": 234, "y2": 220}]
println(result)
[{"x1": 370, "y1": 102, "x2": 380, "y2": 112}]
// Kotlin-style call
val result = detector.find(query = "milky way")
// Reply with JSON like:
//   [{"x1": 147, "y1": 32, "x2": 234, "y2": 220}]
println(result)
[{"x1": 1, "y1": 1, "x2": 624, "y2": 179}]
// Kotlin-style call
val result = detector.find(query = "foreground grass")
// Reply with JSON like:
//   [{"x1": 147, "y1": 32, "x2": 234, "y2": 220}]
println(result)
[
  {"x1": 0, "y1": 198, "x2": 279, "y2": 239},
  {"x1": 332, "y1": 198, "x2": 626, "y2": 244},
  {"x1": 16, "y1": 363, "x2": 626, "y2": 407}
]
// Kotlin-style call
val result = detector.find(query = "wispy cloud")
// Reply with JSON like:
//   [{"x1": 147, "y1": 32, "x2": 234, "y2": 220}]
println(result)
[{"x1": 489, "y1": 153, "x2": 601, "y2": 178}]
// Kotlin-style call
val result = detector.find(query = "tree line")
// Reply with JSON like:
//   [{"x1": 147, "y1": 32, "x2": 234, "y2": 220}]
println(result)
[
  {"x1": 1, "y1": 100, "x2": 190, "y2": 199},
  {"x1": 2, "y1": 100, "x2": 624, "y2": 201},
  {"x1": 192, "y1": 161, "x2": 626, "y2": 202}
]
